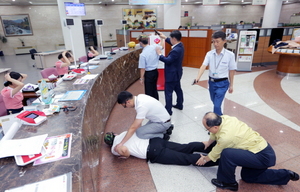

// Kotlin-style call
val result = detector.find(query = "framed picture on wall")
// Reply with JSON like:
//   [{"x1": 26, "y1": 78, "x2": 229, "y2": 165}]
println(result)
[
  {"x1": 123, "y1": 8, "x2": 156, "y2": 29},
  {"x1": 0, "y1": 14, "x2": 33, "y2": 37}
]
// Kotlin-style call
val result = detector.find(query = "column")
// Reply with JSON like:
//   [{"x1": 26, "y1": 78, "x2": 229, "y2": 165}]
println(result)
[
  {"x1": 262, "y1": 0, "x2": 282, "y2": 28},
  {"x1": 57, "y1": 0, "x2": 86, "y2": 62},
  {"x1": 163, "y1": 0, "x2": 181, "y2": 29}
]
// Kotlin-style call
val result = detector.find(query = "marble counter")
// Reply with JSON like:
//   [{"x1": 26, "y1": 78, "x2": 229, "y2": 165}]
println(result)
[{"x1": 0, "y1": 48, "x2": 142, "y2": 192}]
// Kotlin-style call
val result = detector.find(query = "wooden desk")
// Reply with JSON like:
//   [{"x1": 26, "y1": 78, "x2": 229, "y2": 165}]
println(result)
[
  {"x1": 34, "y1": 49, "x2": 65, "y2": 69},
  {"x1": 22, "y1": 91, "x2": 39, "y2": 106},
  {"x1": 268, "y1": 46, "x2": 300, "y2": 76}
]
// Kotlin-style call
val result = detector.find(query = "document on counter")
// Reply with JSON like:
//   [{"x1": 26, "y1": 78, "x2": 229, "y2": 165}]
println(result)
[
  {"x1": 33, "y1": 133, "x2": 72, "y2": 166},
  {"x1": 81, "y1": 74, "x2": 99, "y2": 80},
  {"x1": 5, "y1": 172, "x2": 72, "y2": 192},
  {"x1": 59, "y1": 90, "x2": 87, "y2": 101},
  {"x1": 0, "y1": 133, "x2": 48, "y2": 158},
  {"x1": 73, "y1": 79, "x2": 90, "y2": 85}
]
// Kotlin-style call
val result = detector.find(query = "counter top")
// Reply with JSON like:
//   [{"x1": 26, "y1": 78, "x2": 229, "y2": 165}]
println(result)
[{"x1": 0, "y1": 48, "x2": 142, "y2": 192}]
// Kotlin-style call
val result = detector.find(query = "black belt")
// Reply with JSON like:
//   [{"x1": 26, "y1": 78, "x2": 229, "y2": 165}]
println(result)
[
  {"x1": 164, "y1": 119, "x2": 171, "y2": 123},
  {"x1": 209, "y1": 77, "x2": 228, "y2": 82},
  {"x1": 145, "y1": 68, "x2": 157, "y2": 72},
  {"x1": 146, "y1": 144, "x2": 150, "y2": 162}
]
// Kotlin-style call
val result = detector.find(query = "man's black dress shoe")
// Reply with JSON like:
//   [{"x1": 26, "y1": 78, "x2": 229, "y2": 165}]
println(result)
[
  {"x1": 166, "y1": 125, "x2": 174, "y2": 135},
  {"x1": 211, "y1": 179, "x2": 238, "y2": 191},
  {"x1": 288, "y1": 170, "x2": 299, "y2": 181},
  {"x1": 172, "y1": 105, "x2": 183, "y2": 110}
]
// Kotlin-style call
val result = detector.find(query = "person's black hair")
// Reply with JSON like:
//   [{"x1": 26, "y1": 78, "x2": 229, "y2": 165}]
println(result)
[
  {"x1": 58, "y1": 52, "x2": 72, "y2": 59},
  {"x1": 204, "y1": 112, "x2": 222, "y2": 127},
  {"x1": 4, "y1": 71, "x2": 23, "y2": 87},
  {"x1": 178, "y1": 25, "x2": 182, "y2": 29},
  {"x1": 170, "y1": 30, "x2": 182, "y2": 41},
  {"x1": 212, "y1": 31, "x2": 226, "y2": 41},
  {"x1": 117, "y1": 91, "x2": 133, "y2": 104},
  {"x1": 137, "y1": 35, "x2": 149, "y2": 45},
  {"x1": 240, "y1": 20, "x2": 244, "y2": 24}
]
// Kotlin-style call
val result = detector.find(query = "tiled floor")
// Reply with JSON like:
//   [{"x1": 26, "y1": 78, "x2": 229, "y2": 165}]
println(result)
[
  {"x1": 1, "y1": 55, "x2": 300, "y2": 192},
  {"x1": 103, "y1": 65, "x2": 300, "y2": 192}
]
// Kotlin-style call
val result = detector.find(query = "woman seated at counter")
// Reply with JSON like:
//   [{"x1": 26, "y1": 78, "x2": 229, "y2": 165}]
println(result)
[
  {"x1": 55, "y1": 50, "x2": 74, "y2": 77},
  {"x1": 1, "y1": 71, "x2": 27, "y2": 115},
  {"x1": 87, "y1": 46, "x2": 99, "y2": 61}
]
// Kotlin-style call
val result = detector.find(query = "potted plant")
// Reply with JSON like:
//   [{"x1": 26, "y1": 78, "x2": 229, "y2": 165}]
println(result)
[
  {"x1": 109, "y1": 33, "x2": 113, "y2": 39},
  {"x1": 186, "y1": 22, "x2": 191, "y2": 29},
  {"x1": 0, "y1": 34, "x2": 7, "y2": 56},
  {"x1": 19, "y1": 38, "x2": 25, "y2": 46}
]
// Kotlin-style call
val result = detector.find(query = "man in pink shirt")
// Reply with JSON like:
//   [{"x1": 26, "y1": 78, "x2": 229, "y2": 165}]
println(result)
[{"x1": 55, "y1": 50, "x2": 74, "y2": 77}]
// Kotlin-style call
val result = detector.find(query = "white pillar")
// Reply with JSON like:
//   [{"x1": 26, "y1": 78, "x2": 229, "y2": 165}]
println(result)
[
  {"x1": 163, "y1": 1, "x2": 181, "y2": 29},
  {"x1": 262, "y1": 0, "x2": 283, "y2": 28},
  {"x1": 57, "y1": 0, "x2": 86, "y2": 62}
]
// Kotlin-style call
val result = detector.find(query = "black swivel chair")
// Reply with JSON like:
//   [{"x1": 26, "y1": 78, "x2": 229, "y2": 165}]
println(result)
[{"x1": 29, "y1": 48, "x2": 38, "y2": 67}]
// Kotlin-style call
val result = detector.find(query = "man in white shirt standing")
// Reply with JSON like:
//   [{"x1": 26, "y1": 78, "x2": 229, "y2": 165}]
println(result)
[
  {"x1": 114, "y1": 91, "x2": 173, "y2": 152},
  {"x1": 138, "y1": 34, "x2": 164, "y2": 100},
  {"x1": 194, "y1": 31, "x2": 236, "y2": 115}
]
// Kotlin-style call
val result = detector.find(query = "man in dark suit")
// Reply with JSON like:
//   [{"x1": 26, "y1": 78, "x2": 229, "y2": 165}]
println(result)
[{"x1": 156, "y1": 30, "x2": 184, "y2": 115}]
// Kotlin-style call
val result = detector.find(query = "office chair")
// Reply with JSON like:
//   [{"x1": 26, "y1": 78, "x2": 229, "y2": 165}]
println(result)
[
  {"x1": 29, "y1": 49, "x2": 38, "y2": 67},
  {"x1": 40, "y1": 67, "x2": 59, "y2": 79},
  {"x1": 79, "y1": 55, "x2": 88, "y2": 63}
]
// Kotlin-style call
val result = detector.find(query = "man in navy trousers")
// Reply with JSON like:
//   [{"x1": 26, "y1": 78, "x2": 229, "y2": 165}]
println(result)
[{"x1": 156, "y1": 30, "x2": 184, "y2": 115}]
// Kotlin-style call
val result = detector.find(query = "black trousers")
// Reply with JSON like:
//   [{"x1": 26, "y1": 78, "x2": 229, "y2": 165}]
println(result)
[
  {"x1": 144, "y1": 69, "x2": 159, "y2": 100},
  {"x1": 147, "y1": 138, "x2": 218, "y2": 166},
  {"x1": 6, "y1": 107, "x2": 23, "y2": 115},
  {"x1": 216, "y1": 143, "x2": 290, "y2": 185},
  {"x1": 165, "y1": 81, "x2": 183, "y2": 115}
]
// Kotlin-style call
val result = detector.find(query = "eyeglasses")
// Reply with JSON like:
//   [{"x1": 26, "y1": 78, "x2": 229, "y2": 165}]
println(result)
[{"x1": 204, "y1": 126, "x2": 214, "y2": 132}]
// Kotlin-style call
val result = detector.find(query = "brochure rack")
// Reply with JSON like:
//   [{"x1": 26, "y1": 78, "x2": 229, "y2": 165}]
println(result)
[{"x1": 236, "y1": 30, "x2": 257, "y2": 71}]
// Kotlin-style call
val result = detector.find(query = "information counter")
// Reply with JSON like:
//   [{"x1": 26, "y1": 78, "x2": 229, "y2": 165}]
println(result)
[
  {"x1": 0, "y1": 48, "x2": 142, "y2": 191},
  {"x1": 268, "y1": 46, "x2": 300, "y2": 76}
]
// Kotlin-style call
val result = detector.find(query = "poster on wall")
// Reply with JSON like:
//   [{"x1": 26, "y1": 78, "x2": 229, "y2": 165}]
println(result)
[
  {"x1": 123, "y1": 8, "x2": 157, "y2": 29},
  {"x1": 0, "y1": 14, "x2": 33, "y2": 37},
  {"x1": 291, "y1": 28, "x2": 300, "y2": 40}
]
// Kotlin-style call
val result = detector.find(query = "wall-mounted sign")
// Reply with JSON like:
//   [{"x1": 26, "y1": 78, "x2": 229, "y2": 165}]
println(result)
[
  {"x1": 203, "y1": 0, "x2": 220, "y2": 5},
  {"x1": 252, "y1": 0, "x2": 267, "y2": 5},
  {"x1": 129, "y1": 0, "x2": 176, "y2": 5}
]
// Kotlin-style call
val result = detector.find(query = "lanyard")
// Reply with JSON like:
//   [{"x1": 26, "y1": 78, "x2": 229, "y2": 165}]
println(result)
[{"x1": 213, "y1": 51, "x2": 225, "y2": 76}]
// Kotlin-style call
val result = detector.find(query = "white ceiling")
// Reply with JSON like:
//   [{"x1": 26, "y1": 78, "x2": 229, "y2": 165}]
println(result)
[{"x1": 0, "y1": 0, "x2": 299, "y2": 6}]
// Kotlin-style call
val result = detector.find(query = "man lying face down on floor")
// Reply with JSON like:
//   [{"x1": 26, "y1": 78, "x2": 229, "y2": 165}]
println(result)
[{"x1": 104, "y1": 131, "x2": 218, "y2": 167}]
